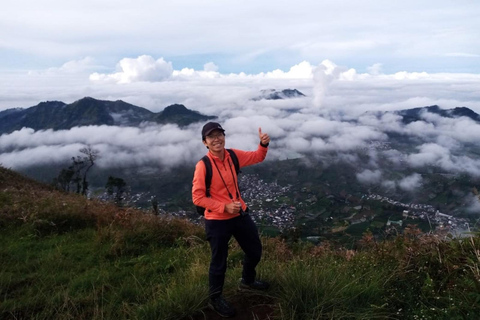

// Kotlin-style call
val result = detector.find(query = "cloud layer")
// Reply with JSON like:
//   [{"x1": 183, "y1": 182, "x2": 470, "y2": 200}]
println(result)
[{"x1": 1, "y1": 58, "x2": 480, "y2": 208}]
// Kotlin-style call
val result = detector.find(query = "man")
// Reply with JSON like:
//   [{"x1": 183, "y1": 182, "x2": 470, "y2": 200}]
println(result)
[{"x1": 192, "y1": 121, "x2": 271, "y2": 318}]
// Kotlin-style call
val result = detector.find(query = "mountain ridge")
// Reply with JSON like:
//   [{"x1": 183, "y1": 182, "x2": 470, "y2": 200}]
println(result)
[
  {"x1": 0, "y1": 97, "x2": 216, "y2": 135},
  {"x1": 396, "y1": 105, "x2": 480, "y2": 123},
  {"x1": 361, "y1": 105, "x2": 480, "y2": 126}
]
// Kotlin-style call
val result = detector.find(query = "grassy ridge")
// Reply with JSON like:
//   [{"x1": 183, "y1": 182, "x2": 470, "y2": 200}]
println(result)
[{"x1": 1, "y1": 166, "x2": 480, "y2": 319}]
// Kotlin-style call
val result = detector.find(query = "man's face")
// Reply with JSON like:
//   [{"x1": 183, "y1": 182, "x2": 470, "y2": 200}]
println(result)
[{"x1": 203, "y1": 129, "x2": 225, "y2": 152}]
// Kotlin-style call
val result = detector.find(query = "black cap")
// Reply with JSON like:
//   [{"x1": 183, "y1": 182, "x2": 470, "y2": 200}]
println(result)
[{"x1": 202, "y1": 122, "x2": 225, "y2": 139}]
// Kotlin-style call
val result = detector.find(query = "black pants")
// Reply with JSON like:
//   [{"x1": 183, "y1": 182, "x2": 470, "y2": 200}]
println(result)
[{"x1": 205, "y1": 214, "x2": 262, "y2": 298}]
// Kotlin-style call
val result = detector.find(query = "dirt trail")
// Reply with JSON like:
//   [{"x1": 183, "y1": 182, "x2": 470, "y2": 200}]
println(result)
[{"x1": 185, "y1": 293, "x2": 275, "y2": 320}]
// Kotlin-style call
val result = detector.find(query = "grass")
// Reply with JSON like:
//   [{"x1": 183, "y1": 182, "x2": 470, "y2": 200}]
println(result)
[
  {"x1": 0, "y1": 227, "x2": 210, "y2": 320},
  {"x1": 1, "y1": 166, "x2": 480, "y2": 319},
  {"x1": 268, "y1": 257, "x2": 391, "y2": 319}
]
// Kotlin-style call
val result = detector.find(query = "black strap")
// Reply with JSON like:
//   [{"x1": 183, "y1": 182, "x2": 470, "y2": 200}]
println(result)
[
  {"x1": 212, "y1": 159, "x2": 236, "y2": 201},
  {"x1": 226, "y1": 149, "x2": 241, "y2": 200},
  {"x1": 227, "y1": 158, "x2": 241, "y2": 202},
  {"x1": 200, "y1": 155, "x2": 212, "y2": 197},
  {"x1": 226, "y1": 149, "x2": 240, "y2": 175}
]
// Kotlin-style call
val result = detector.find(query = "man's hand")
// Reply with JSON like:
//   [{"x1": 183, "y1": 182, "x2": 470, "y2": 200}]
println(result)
[
  {"x1": 225, "y1": 202, "x2": 242, "y2": 214},
  {"x1": 258, "y1": 127, "x2": 270, "y2": 146}
]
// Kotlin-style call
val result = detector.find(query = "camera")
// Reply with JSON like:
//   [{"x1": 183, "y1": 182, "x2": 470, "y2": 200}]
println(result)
[{"x1": 239, "y1": 206, "x2": 249, "y2": 217}]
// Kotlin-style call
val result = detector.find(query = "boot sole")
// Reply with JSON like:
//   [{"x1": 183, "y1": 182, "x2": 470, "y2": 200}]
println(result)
[
  {"x1": 208, "y1": 302, "x2": 236, "y2": 318},
  {"x1": 238, "y1": 284, "x2": 269, "y2": 292}
]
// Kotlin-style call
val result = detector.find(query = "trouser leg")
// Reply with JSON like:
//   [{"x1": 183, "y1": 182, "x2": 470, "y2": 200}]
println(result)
[
  {"x1": 205, "y1": 219, "x2": 231, "y2": 298},
  {"x1": 232, "y1": 215, "x2": 262, "y2": 283}
]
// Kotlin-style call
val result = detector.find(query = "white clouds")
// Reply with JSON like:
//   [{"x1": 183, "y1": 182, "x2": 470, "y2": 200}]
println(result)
[
  {"x1": 327, "y1": 125, "x2": 385, "y2": 152},
  {"x1": 29, "y1": 57, "x2": 99, "y2": 75},
  {"x1": 90, "y1": 57, "x2": 314, "y2": 84},
  {"x1": 407, "y1": 143, "x2": 452, "y2": 168},
  {"x1": 262, "y1": 61, "x2": 314, "y2": 79},
  {"x1": 465, "y1": 194, "x2": 480, "y2": 214},
  {"x1": 298, "y1": 118, "x2": 340, "y2": 137},
  {"x1": 283, "y1": 136, "x2": 312, "y2": 153},
  {"x1": 367, "y1": 63, "x2": 383, "y2": 75},
  {"x1": 0, "y1": 144, "x2": 86, "y2": 168},
  {"x1": 398, "y1": 173, "x2": 423, "y2": 192},
  {"x1": 0, "y1": 124, "x2": 204, "y2": 169},
  {"x1": 312, "y1": 61, "x2": 336, "y2": 108},
  {"x1": 381, "y1": 180, "x2": 397, "y2": 191},
  {"x1": 90, "y1": 55, "x2": 173, "y2": 84},
  {"x1": 203, "y1": 62, "x2": 219, "y2": 72},
  {"x1": 357, "y1": 169, "x2": 382, "y2": 185}
]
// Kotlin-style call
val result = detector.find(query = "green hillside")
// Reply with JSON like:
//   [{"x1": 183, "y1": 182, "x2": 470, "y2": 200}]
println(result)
[{"x1": 1, "y1": 166, "x2": 479, "y2": 319}]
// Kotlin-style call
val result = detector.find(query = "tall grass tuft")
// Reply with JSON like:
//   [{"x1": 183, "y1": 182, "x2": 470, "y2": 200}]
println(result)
[
  {"x1": 98, "y1": 210, "x2": 206, "y2": 256},
  {"x1": 135, "y1": 259, "x2": 209, "y2": 320},
  {"x1": 359, "y1": 226, "x2": 480, "y2": 319},
  {"x1": 264, "y1": 253, "x2": 393, "y2": 319}
]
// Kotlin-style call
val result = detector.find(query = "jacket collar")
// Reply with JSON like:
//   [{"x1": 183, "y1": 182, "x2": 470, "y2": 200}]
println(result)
[{"x1": 208, "y1": 148, "x2": 229, "y2": 163}]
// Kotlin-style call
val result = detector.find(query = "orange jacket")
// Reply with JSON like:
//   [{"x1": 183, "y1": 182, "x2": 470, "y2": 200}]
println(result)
[{"x1": 192, "y1": 144, "x2": 268, "y2": 220}]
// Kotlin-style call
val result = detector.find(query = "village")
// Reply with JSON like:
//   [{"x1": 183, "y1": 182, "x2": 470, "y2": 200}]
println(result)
[
  {"x1": 366, "y1": 193, "x2": 472, "y2": 237},
  {"x1": 240, "y1": 175, "x2": 473, "y2": 238},
  {"x1": 239, "y1": 174, "x2": 473, "y2": 237},
  {"x1": 117, "y1": 172, "x2": 474, "y2": 239},
  {"x1": 239, "y1": 174, "x2": 296, "y2": 230}
]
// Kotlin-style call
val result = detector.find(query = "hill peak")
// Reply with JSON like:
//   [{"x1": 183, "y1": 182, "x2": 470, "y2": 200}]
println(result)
[
  {"x1": 36, "y1": 101, "x2": 67, "y2": 108},
  {"x1": 154, "y1": 104, "x2": 215, "y2": 126},
  {"x1": 162, "y1": 104, "x2": 190, "y2": 115},
  {"x1": 254, "y1": 88, "x2": 306, "y2": 101}
]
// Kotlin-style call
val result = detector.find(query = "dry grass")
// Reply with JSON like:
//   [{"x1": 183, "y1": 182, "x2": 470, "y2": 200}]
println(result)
[{"x1": 0, "y1": 166, "x2": 205, "y2": 246}]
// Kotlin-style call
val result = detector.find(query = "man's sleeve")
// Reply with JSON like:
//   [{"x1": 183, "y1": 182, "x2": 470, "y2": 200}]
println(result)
[{"x1": 232, "y1": 144, "x2": 268, "y2": 168}]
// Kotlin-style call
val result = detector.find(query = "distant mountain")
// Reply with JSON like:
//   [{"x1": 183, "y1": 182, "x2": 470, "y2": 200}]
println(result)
[
  {"x1": 152, "y1": 104, "x2": 215, "y2": 126},
  {"x1": 0, "y1": 97, "x2": 216, "y2": 135},
  {"x1": 396, "y1": 105, "x2": 480, "y2": 124},
  {"x1": 254, "y1": 89, "x2": 306, "y2": 101},
  {"x1": 0, "y1": 101, "x2": 67, "y2": 134}
]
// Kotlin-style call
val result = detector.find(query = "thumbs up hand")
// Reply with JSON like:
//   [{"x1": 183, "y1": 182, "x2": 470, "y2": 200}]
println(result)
[{"x1": 258, "y1": 127, "x2": 270, "y2": 147}]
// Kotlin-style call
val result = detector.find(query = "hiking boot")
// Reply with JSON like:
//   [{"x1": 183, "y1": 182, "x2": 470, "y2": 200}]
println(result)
[
  {"x1": 239, "y1": 278, "x2": 270, "y2": 291},
  {"x1": 208, "y1": 295, "x2": 236, "y2": 318}
]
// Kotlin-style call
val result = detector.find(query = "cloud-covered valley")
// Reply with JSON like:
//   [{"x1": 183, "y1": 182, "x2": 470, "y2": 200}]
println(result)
[{"x1": 1, "y1": 58, "x2": 480, "y2": 201}]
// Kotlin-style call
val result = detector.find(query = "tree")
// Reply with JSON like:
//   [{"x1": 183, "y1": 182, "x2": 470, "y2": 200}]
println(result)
[
  {"x1": 105, "y1": 176, "x2": 127, "y2": 205},
  {"x1": 53, "y1": 167, "x2": 74, "y2": 192},
  {"x1": 53, "y1": 146, "x2": 99, "y2": 195},
  {"x1": 53, "y1": 156, "x2": 84, "y2": 192},
  {"x1": 79, "y1": 146, "x2": 100, "y2": 196},
  {"x1": 71, "y1": 156, "x2": 86, "y2": 193},
  {"x1": 151, "y1": 196, "x2": 159, "y2": 215}
]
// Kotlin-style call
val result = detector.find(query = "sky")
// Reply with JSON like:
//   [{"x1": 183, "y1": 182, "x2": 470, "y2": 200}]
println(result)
[
  {"x1": 1, "y1": 0, "x2": 479, "y2": 74},
  {"x1": 1, "y1": 1, "x2": 480, "y2": 211},
  {"x1": 0, "y1": 0, "x2": 479, "y2": 110}
]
